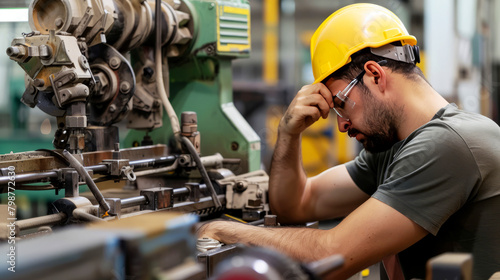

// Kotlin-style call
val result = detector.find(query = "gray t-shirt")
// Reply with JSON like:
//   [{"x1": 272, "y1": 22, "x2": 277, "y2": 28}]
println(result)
[{"x1": 345, "y1": 104, "x2": 500, "y2": 279}]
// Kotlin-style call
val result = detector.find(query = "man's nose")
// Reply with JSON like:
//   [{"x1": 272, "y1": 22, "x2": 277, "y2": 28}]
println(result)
[{"x1": 337, "y1": 115, "x2": 351, "y2": 132}]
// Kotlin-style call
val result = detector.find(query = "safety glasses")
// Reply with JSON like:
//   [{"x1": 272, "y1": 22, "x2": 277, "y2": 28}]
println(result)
[{"x1": 332, "y1": 60, "x2": 387, "y2": 121}]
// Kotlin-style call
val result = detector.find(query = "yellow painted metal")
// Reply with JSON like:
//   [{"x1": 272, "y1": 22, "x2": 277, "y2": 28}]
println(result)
[
  {"x1": 263, "y1": 0, "x2": 279, "y2": 84},
  {"x1": 216, "y1": 4, "x2": 251, "y2": 53}
]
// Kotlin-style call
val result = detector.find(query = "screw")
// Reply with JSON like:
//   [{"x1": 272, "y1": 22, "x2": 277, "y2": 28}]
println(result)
[
  {"x1": 109, "y1": 104, "x2": 117, "y2": 113},
  {"x1": 120, "y1": 81, "x2": 131, "y2": 94},
  {"x1": 55, "y1": 18, "x2": 64, "y2": 28},
  {"x1": 33, "y1": 79, "x2": 45, "y2": 87},
  {"x1": 231, "y1": 142, "x2": 239, "y2": 151},
  {"x1": 109, "y1": 57, "x2": 121, "y2": 70}
]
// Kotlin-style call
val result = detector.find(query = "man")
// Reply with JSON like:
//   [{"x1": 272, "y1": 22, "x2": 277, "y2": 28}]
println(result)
[{"x1": 199, "y1": 4, "x2": 500, "y2": 279}]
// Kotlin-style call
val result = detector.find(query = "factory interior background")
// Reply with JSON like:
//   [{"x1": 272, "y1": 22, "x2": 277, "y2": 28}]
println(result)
[{"x1": 0, "y1": 0, "x2": 499, "y2": 217}]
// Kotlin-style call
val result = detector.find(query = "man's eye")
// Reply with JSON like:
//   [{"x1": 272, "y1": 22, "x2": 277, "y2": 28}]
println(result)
[{"x1": 333, "y1": 98, "x2": 344, "y2": 109}]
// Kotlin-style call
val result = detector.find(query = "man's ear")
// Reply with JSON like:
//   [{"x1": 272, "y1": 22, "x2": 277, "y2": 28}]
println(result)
[{"x1": 363, "y1": 61, "x2": 386, "y2": 93}]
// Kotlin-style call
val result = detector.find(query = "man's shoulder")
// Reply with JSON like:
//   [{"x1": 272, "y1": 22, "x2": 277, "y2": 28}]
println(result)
[{"x1": 409, "y1": 105, "x2": 499, "y2": 150}]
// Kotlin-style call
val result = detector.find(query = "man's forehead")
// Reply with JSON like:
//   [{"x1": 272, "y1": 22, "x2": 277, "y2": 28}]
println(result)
[{"x1": 323, "y1": 77, "x2": 348, "y2": 91}]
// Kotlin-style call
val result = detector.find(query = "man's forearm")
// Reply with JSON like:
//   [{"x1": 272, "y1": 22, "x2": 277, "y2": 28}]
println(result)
[
  {"x1": 206, "y1": 221, "x2": 333, "y2": 262},
  {"x1": 269, "y1": 131, "x2": 309, "y2": 220}
]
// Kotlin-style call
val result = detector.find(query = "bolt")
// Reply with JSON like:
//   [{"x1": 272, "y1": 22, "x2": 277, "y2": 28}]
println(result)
[
  {"x1": 109, "y1": 57, "x2": 121, "y2": 70},
  {"x1": 120, "y1": 81, "x2": 131, "y2": 94},
  {"x1": 209, "y1": 2, "x2": 215, "y2": 9},
  {"x1": 55, "y1": 18, "x2": 64, "y2": 28},
  {"x1": 231, "y1": 142, "x2": 239, "y2": 151},
  {"x1": 109, "y1": 104, "x2": 117, "y2": 113},
  {"x1": 256, "y1": 189, "x2": 263, "y2": 198},
  {"x1": 39, "y1": 45, "x2": 52, "y2": 59},
  {"x1": 6, "y1": 46, "x2": 20, "y2": 57},
  {"x1": 33, "y1": 79, "x2": 45, "y2": 87},
  {"x1": 234, "y1": 181, "x2": 247, "y2": 192}
]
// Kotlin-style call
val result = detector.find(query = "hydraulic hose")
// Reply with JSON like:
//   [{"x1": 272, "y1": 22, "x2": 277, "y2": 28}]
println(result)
[
  {"x1": 62, "y1": 150, "x2": 110, "y2": 215},
  {"x1": 155, "y1": 0, "x2": 181, "y2": 137},
  {"x1": 181, "y1": 136, "x2": 222, "y2": 209}
]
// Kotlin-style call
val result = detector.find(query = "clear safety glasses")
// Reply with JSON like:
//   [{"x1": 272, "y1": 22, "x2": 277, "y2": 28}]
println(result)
[{"x1": 331, "y1": 60, "x2": 387, "y2": 121}]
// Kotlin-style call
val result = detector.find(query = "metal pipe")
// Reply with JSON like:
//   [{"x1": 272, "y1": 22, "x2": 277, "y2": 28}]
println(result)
[
  {"x1": 129, "y1": 156, "x2": 177, "y2": 169},
  {"x1": 72, "y1": 208, "x2": 104, "y2": 222},
  {"x1": 85, "y1": 164, "x2": 109, "y2": 173},
  {"x1": 63, "y1": 150, "x2": 110, "y2": 213},
  {"x1": 248, "y1": 219, "x2": 265, "y2": 226},
  {"x1": 0, "y1": 171, "x2": 58, "y2": 185},
  {"x1": 133, "y1": 160, "x2": 178, "y2": 176},
  {"x1": 121, "y1": 196, "x2": 147, "y2": 208},
  {"x1": 173, "y1": 187, "x2": 190, "y2": 196},
  {"x1": 17, "y1": 212, "x2": 67, "y2": 231},
  {"x1": 305, "y1": 254, "x2": 344, "y2": 277}
]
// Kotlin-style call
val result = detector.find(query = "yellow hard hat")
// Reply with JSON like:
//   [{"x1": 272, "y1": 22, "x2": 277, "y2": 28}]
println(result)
[{"x1": 310, "y1": 3, "x2": 417, "y2": 84}]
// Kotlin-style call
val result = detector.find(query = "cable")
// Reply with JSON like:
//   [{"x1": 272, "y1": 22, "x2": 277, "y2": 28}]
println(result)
[
  {"x1": 62, "y1": 150, "x2": 110, "y2": 215},
  {"x1": 181, "y1": 136, "x2": 222, "y2": 209},
  {"x1": 155, "y1": 0, "x2": 181, "y2": 137}
]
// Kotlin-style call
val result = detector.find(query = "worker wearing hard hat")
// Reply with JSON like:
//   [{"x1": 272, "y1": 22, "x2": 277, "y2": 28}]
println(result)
[{"x1": 199, "y1": 4, "x2": 500, "y2": 279}]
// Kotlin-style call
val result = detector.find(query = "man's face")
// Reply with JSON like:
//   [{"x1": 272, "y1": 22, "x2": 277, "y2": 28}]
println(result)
[
  {"x1": 326, "y1": 78, "x2": 400, "y2": 153},
  {"x1": 352, "y1": 87, "x2": 400, "y2": 153}
]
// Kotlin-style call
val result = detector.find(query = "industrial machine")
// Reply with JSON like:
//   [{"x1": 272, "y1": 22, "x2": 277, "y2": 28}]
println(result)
[{"x1": 0, "y1": 0, "x2": 275, "y2": 278}]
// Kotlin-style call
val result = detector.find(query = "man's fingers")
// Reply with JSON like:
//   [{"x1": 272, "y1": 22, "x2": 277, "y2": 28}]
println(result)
[
  {"x1": 315, "y1": 83, "x2": 334, "y2": 108},
  {"x1": 297, "y1": 94, "x2": 331, "y2": 118}
]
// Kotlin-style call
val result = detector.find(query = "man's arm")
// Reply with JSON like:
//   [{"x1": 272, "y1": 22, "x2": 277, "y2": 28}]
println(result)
[
  {"x1": 269, "y1": 84, "x2": 369, "y2": 223},
  {"x1": 199, "y1": 198, "x2": 429, "y2": 279}
]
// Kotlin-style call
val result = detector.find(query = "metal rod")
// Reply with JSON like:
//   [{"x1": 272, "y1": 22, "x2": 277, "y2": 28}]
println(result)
[
  {"x1": 248, "y1": 219, "x2": 265, "y2": 226},
  {"x1": 73, "y1": 208, "x2": 104, "y2": 222},
  {"x1": 85, "y1": 164, "x2": 109, "y2": 173},
  {"x1": 305, "y1": 254, "x2": 344, "y2": 277},
  {"x1": 17, "y1": 212, "x2": 67, "y2": 231},
  {"x1": 129, "y1": 156, "x2": 177, "y2": 169},
  {"x1": 0, "y1": 171, "x2": 58, "y2": 185},
  {"x1": 121, "y1": 196, "x2": 147, "y2": 208},
  {"x1": 173, "y1": 187, "x2": 189, "y2": 196},
  {"x1": 63, "y1": 150, "x2": 110, "y2": 213},
  {"x1": 133, "y1": 160, "x2": 177, "y2": 176}
]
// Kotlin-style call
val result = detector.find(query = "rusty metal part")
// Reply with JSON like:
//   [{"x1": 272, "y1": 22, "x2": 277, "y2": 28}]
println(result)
[
  {"x1": 88, "y1": 43, "x2": 135, "y2": 126},
  {"x1": 140, "y1": 187, "x2": 173, "y2": 211},
  {"x1": 264, "y1": 215, "x2": 277, "y2": 227}
]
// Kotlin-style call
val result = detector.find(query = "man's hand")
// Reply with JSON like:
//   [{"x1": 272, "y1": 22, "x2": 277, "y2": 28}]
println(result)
[
  {"x1": 279, "y1": 83, "x2": 334, "y2": 136},
  {"x1": 197, "y1": 221, "x2": 218, "y2": 240},
  {"x1": 197, "y1": 221, "x2": 238, "y2": 244}
]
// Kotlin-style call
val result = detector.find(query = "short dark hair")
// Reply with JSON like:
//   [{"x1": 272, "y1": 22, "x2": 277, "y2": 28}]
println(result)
[{"x1": 323, "y1": 46, "x2": 427, "y2": 89}]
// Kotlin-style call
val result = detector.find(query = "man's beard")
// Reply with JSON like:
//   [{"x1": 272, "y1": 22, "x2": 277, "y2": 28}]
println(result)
[{"x1": 349, "y1": 91, "x2": 401, "y2": 153}]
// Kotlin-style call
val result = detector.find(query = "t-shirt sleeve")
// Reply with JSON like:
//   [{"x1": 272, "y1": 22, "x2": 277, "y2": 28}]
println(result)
[
  {"x1": 345, "y1": 149, "x2": 379, "y2": 195},
  {"x1": 373, "y1": 125, "x2": 481, "y2": 235}
]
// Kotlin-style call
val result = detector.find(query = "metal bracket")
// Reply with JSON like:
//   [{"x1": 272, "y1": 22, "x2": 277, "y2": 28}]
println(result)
[{"x1": 140, "y1": 187, "x2": 173, "y2": 211}]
